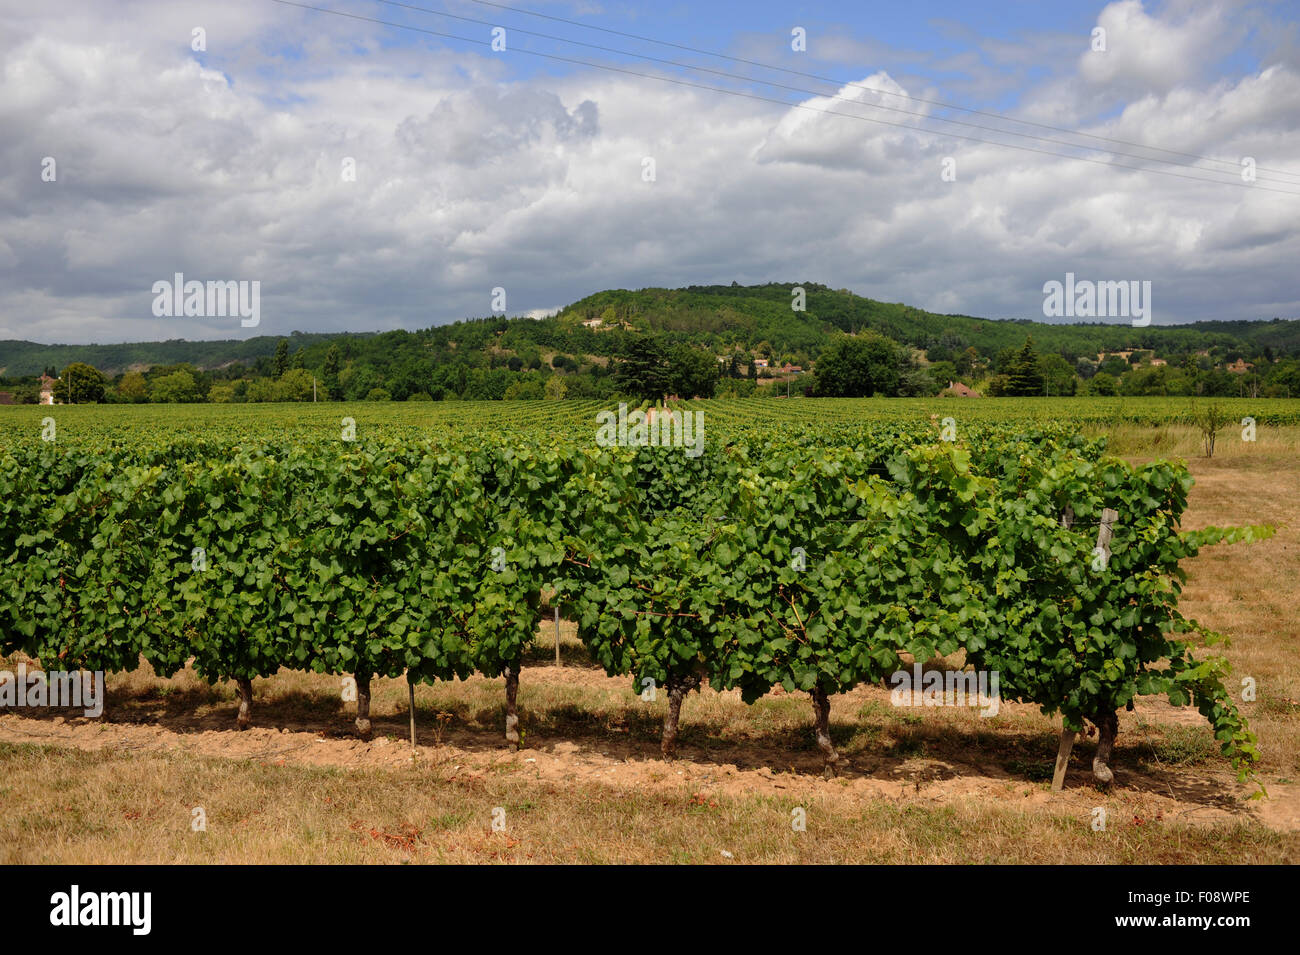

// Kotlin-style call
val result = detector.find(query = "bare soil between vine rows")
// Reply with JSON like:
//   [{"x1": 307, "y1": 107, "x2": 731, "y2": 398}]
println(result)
[{"x1": 1, "y1": 662, "x2": 1295, "y2": 837}]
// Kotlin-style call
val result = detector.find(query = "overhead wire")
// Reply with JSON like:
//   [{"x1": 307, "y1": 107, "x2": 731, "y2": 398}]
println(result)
[
  {"x1": 264, "y1": 0, "x2": 1300, "y2": 196},
  {"x1": 459, "y1": 0, "x2": 1300, "y2": 179},
  {"x1": 366, "y1": 0, "x2": 1300, "y2": 185}
]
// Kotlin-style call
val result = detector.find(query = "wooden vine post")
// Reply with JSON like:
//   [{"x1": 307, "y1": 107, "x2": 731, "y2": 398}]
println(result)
[
  {"x1": 1089, "y1": 507, "x2": 1120, "y2": 786},
  {"x1": 1050, "y1": 728, "x2": 1076, "y2": 792},
  {"x1": 1051, "y1": 506, "x2": 1118, "y2": 792},
  {"x1": 554, "y1": 606, "x2": 561, "y2": 667}
]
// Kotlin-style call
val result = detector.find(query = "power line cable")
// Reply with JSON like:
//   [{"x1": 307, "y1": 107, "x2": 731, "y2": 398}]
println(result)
[
  {"x1": 460, "y1": 0, "x2": 1300, "y2": 180},
  {"x1": 365, "y1": 0, "x2": 1299, "y2": 184},
  {"x1": 265, "y1": 0, "x2": 1300, "y2": 196}
]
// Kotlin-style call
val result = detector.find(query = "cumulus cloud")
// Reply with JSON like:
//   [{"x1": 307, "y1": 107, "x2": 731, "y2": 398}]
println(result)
[
  {"x1": 753, "y1": 71, "x2": 937, "y2": 171},
  {"x1": 1079, "y1": 0, "x2": 1235, "y2": 95},
  {"x1": 0, "y1": 0, "x2": 1297, "y2": 344}
]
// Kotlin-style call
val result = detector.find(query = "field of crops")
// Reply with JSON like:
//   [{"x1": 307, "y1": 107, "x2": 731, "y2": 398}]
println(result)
[
  {"x1": 2, "y1": 395, "x2": 1299, "y2": 446},
  {"x1": 0, "y1": 396, "x2": 1277, "y2": 794}
]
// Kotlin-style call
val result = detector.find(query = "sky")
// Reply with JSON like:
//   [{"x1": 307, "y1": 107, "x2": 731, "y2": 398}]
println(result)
[{"x1": 1, "y1": 0, "x2": 1298, "y2": 344}]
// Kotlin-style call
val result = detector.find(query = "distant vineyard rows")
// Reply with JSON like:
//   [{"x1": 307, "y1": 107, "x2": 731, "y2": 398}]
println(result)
[{"x1": 1, "y1": 394, "x2": 1298, "y2": 449}]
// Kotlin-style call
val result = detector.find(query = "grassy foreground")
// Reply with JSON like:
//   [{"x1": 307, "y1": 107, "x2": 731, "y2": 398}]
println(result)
[{"x1": 2, "y1": 741, "x2": 1294, "y2": 864}]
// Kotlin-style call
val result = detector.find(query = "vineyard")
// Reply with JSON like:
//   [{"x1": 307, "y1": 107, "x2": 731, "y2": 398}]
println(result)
[
  {"x1": 3, "y1": 395, "x2": 1300, "y2": 444},
  {"x1": 0, "y1": 398, "x2": 1275, "y2": 793}
]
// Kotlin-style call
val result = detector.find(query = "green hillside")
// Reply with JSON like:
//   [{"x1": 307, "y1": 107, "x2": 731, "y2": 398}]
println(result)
[
  {"x1": 554, "y1": 282, "x2": 1300, "y2": 358},
  {"x1": 0, "y1": 331, "x2": 347, "y2": 378},
  {"x1": 2, "y1": 282, "x2": 1296, "y2": 402}
]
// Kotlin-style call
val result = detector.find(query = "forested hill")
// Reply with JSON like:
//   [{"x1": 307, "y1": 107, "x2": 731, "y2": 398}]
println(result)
[
  {"x1": 0, "y1": 332, "x2": 343, "y2": 378},
  {"x1": 2, "y1": 282, "x2": 1297, "y2": 379},
  {"x1": 554, "y1": 283, "x2": 1300, "y2": 358}
]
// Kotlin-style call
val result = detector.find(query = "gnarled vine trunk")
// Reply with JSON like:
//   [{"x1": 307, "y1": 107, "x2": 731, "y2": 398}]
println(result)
[
  {"x1": 504, "y1": 666, "x2": 520, "y2": 750},
  {"x1": 354, "y1": 671, "x2": 372, "y2": 739},
  {"x1": 1092, "y1": 710, "x2": 1118, "y2": 784},
  {"x1": 235, "y1": 677, "x2": 252, "y2": 730},
  {"x1": 660, "y1": 673, "x2": 700, "y2": 759},
  {"x1": 811, "y1": 687, "x2": 840, "y2": 777}
]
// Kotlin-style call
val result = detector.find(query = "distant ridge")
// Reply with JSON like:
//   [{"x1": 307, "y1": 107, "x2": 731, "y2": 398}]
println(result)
[
  {"x1": 1, "y1": 282, "x2": 1295, "y2": 377},
  {"x1": 0, "y1": 331, "x2": 351, "y2": 378}
]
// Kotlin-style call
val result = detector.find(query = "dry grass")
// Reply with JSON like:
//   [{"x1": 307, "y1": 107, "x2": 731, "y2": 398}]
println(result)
[
  {"x1": 2, "y1": 741, "x2": 1293, "y2": 864},
  {"x1": 1085, "y1": 420, "x2": 1300, "y2": 462},
  {"x1": 1087, "y1": 423, "x2": 1300, "y2": 783}
]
